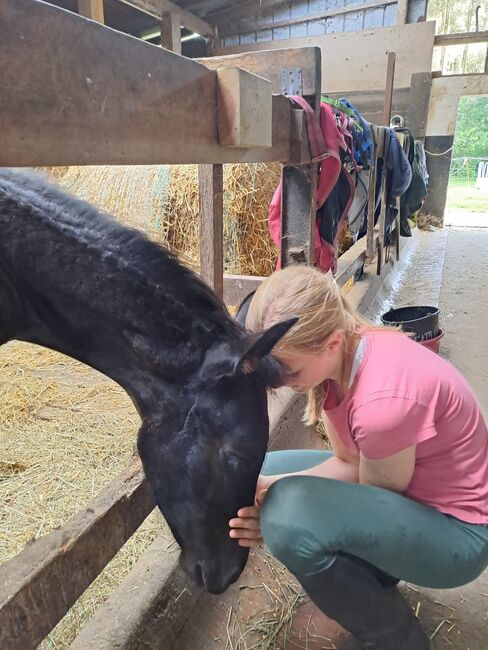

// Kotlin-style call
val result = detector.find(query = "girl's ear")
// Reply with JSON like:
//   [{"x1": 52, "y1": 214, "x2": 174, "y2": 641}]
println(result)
[{"x1": 325, "y1": 330, "x2": 343, "y2": 354}]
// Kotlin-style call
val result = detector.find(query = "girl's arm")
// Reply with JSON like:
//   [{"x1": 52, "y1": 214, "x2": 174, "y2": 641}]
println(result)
[{"x1": 359, "y1": 445, "x2": 416, "y2": 493}]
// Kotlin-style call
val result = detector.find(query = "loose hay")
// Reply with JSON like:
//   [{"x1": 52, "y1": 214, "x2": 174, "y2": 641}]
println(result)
[{"x1": 0, "y1": 341, "x2": 169, "y2": 648}]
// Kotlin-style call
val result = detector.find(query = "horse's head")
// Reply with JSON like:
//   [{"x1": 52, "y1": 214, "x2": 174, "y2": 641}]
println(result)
[{"x1": 137, "y1": 318, "x2": 295, "y2": 594}]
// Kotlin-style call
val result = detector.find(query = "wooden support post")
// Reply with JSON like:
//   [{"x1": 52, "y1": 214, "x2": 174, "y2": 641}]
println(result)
[
  {"x1": 279, "y1": 49, "x2": 321, "y2": 268},
  {"x1": 382, "y1": 52, "x2": 396, "y2": 127},
  {"x1": 280, "y1": 164, "x2": 316, "y2": 266},
  {"x1": 374, "y1": 127, "x2": 386, "y2": 274},
  {"x1": 366, "y1": 129, "x2": 378, "y2": 261},
  {"x1": 77, "y1": 0, "x2": 104, "y2": 23},
  {"x1": 396, "y1": 0, "x2": 408, "y2": 24},
  {"x1": 199, "y1": 164, "x2": 224, "y2": 299},
  {"x1": 161, "y1": 11, "x2": 181, "y2": 55},
  {"x1": 407, "y1": 72, "x2": 432, "y2": 140}
]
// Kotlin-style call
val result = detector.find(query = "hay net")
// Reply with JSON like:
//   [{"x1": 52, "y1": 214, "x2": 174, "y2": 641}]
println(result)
[{"x1": 42, "y1": 163, "x2": 280, "y2": 278}]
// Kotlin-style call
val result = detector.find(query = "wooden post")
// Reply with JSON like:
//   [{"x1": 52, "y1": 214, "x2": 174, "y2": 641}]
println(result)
[
  {"x1": 396, "y1": 0, "x2": 408, "y2": 24},
  {"x1": 199, "y1": 164, "x2": 224, "y2": 299},
  {"x1": 161, "y1": 11, "x2": 181, "y2": 55},
  {"x1": 280, "y1": 164, "x2": 316, "y2": 266},
  {"x1": 375, "y1": 128, "x2": 386, "y2": 274},
  {"x1": 366, "y1": 127, "x2": 378, "y2": 261},
  {"x1": 382, "y1": 52, "x2": 396, "y2": 127},
  {"x1": 77, "y1": 0, "x2": 104, "y2": 23},
  {"x1": 407, "y1": 72, "x2": 432, "y2": 140}
]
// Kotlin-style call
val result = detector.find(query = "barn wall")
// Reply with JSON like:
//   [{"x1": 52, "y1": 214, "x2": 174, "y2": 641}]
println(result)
[
  {"x1": 215, "y1": 21, "x2": 436, "y2": 94},
  {"x1": 220, "y1": 0, "x2": 428, "y2": 48}
]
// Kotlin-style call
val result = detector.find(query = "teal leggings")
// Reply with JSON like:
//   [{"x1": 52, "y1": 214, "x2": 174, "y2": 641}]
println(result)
[{"x1": 260, "y1": 450, "x2": 488, "y2": 589}]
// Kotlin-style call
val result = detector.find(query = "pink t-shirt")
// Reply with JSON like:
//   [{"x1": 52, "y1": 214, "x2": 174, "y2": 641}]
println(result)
[{"x1": 323, "y1": 330, "x2": 488, "y2": 524}]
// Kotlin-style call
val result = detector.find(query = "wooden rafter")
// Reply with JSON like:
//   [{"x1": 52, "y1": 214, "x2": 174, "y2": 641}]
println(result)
[{"x1": 117, "y1": 0, "x2": 214, "y2": 36}]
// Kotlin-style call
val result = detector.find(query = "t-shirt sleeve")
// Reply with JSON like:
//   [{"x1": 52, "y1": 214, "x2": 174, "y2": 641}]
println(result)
[{"x1": 351, "y1": 395, "x2": 437, "y2": 460}]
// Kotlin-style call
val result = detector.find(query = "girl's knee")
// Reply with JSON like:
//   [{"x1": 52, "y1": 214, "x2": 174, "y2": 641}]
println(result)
[{"x1": 261, "y1": 477, "x2": 331, "y2": 575}]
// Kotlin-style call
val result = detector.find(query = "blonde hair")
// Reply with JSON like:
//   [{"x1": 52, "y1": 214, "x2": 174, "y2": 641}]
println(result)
[{"x1": 246, "y1": 265, "x2": 389, "y2": 425}]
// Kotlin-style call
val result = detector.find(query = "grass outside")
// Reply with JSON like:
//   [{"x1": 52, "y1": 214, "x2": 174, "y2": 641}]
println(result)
[{"x1": 446, "y1": 178, "x2": 488, "y2": 212}]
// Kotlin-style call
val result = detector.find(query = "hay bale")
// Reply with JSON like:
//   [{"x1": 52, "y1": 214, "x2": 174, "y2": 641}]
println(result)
[{"x1": 41, "y1": 163, "x2": 280, "y2": 277}]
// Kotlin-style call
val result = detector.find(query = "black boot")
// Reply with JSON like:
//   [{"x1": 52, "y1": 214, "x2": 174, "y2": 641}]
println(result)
[{"x1": 298, "y1": 553, "x2": 430, "y2": 649}]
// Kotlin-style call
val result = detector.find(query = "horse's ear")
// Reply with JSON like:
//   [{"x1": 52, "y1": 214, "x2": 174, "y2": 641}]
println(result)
[{"x1": 234, "y1": 317, "x2": 298, "y2": 378}]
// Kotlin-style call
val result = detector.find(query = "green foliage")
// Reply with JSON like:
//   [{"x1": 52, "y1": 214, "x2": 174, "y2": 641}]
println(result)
[{"x1": 452, "y1": 96, "x2": 488, "y2": 158}]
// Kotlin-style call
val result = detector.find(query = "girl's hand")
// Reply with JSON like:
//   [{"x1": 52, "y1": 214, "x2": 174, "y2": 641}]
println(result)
[
  {"x1": 229, "y1": 504, "x2": 262, "y2": 548},
  {"x1": 228, "y1": 474, "x2": 281, "y2": 548}
]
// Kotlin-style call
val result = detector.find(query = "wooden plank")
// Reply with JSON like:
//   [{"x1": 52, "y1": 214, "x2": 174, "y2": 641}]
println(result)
[
  {"x1": 0, "y1": 458, "x2": 154, "y2": 650},
  {"x1": 199, "y1": 164, "x2": 224, "y2": 299},
  {"x1": 217, "y1": 0, "x2": 396, "y2": 38},
  {"x1": 396, "y1": 0, "x2": 408, "y2": 24},
  {"x1": 77, "y1": 0, "x2": 104, "y2": 23},
  {"x1": 407, "y1": 72, "x2": 432, "y2": 139},
  {"x1": 223, "y1": 275, "x2": 264, "y2": 306},
  {"x1": 71, "y1": 537, "x2": 200, "y2": 650},
  {"x1": 216, "y1": 67, "x2": 272, "y2": 148},
  {"x1": 117, "y1": 0, "x2": 214, "y2": 37},
  {"x1": 214, "y1": 22, "x2": 436, "y2": 94},
  {"x1": 434, "y1": 31, "x2": 488, "y2": 46},
  {"x1": 197, "y1": 47, "x2": 321, "y2": 97},
  {"x1": 0, "y1": 0, "x2": 297, "y2": 166},
  {"x1": 383, "y1": 52, "x2": 396, "y2": 126},
  {"x1": 161, "y1": 11, "x2": 181, "y2": 54}
]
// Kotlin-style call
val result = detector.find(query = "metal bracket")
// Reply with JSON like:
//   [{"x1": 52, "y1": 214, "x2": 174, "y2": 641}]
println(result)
[{"x1": 281, "y1": 67, "x2": 303, "y2": 96}]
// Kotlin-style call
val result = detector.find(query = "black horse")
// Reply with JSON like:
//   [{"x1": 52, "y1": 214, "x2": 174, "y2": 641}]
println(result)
[{"x1": 0, "y1": 168, "x2": 294, "y2": 594}]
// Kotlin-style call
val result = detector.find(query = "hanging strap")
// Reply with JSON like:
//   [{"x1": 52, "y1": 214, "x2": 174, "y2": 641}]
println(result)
[{"x1": 289, "y1": 95, "x2": 329, "y2": 163}]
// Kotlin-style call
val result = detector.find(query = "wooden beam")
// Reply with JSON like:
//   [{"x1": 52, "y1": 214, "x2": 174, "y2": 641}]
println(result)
[
  {"x1": 199, "y1": 164, "x2": 224, "y2": 299},
  {"x1": 223, "y1": 275, "x2": 264, "y2": 306},
  {"x1": 407, "y1": 72, "x2": 432, "y2": 139},
  {"x1": 434, "y1": 31, "x2": 488, "y2": 46},
  {"x1": 161, "y1": 10, "x2": 181, "y2": 54},
  {"x1": 117, "y1": 0, "x2": 214, "y2": 37},
  {"x1": 0, "y1": 459, "x2": 154, "y2": 650},
  {"x1": 77, "y1": 0, "x2": 104, "y2": 23},
  {"x1": 396, "y1": 0, "x2": 408, "y2": 24},
  {"x1": 0, "y1": 0, "x2": 299, "y2": 166},
  {"x1": 218, "y1": 0, "x2": 396, "y2": 38},
  {"x1": 216, "y1": 67, "x2": 272, "y2": 148},
  {"x1": 382, "y1": 52, "x2": 396, "y2": 126},
  {"x1": 197, "y1": 47, "x2": 321, "y2": 97}
]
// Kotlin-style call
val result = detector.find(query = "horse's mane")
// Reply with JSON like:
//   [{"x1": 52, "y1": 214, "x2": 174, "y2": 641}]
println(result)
[{"x1": 0, "y1": 168, "x2": 240, "y2": 341}]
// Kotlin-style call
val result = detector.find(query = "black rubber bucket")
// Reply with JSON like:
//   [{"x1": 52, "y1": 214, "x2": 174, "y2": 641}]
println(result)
[{"x1": 380, "y1": 306, "x2": 440, "y2": 342}]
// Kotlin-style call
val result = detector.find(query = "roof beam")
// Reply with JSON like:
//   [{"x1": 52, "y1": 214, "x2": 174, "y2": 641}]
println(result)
[{"x1": 116, "y1": 0, "x2": 214, "y2": 37}]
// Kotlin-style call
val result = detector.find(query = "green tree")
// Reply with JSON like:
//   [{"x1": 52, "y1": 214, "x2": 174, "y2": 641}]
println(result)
[{"x1": 452, "y1": 96, "x2": 488, "y2": 158}]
